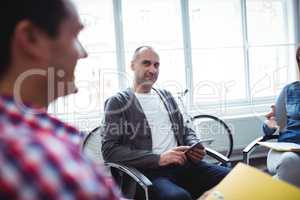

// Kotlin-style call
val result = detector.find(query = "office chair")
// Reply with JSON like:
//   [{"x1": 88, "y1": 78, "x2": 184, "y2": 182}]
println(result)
[
  {"x1": 82, "y1": 126, "x2": 231, "y2": 200},
  {"x1": 243, "y1": 134, "x2": 279, "y2": 167}
]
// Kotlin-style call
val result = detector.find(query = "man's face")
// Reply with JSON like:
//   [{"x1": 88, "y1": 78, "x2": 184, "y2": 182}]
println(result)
[
  {"x1": 47, "y1": 0, "x2": 87, "y2": 99},
  {"x1": 131, "y1": 49, "x2": 160, "y2": 88}
]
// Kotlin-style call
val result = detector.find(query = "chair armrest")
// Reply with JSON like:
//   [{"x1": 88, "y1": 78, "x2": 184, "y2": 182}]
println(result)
[
  {"x1": 105, "y1": 162, "x2": 152, "y2": 189},
  {"x1": 206, "y1": 147, "x2": 230, "y2": 164},
  {"x1": 243, "y1": 136, "x2": 264, "y2": 154},
  {"x1": 262, "y1": 135, "x2": 279, "y2": 141},
  {"x1": 242, "y1": 135, "x2": 279, "y2": 164}
]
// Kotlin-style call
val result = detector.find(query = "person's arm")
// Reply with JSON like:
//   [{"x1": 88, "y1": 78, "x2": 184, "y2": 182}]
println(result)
[
  {"x1": 275, "y1": 86, "x2": 287, "y2": 130},
  {"x1": 263, "y1": 86, "x2": 287, "y2": 135},
  {"x1": 101, "y1": 96, "x2": 161, "y2": 169},
  {"x1": 0, "y1": 132, "x2": 122, "y2": 200}
]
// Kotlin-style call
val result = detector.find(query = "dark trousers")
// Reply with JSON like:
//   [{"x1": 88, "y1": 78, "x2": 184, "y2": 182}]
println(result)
[{"x1": 138, "y1": 161, "x2": 230, "y2": 200}]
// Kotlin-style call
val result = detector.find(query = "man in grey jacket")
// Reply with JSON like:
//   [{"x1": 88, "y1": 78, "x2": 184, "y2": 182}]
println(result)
[{"x1": 102, "y1": 46, "x2": 229, "y2": 200}]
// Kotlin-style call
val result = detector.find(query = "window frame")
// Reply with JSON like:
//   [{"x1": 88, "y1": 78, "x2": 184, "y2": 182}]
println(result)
[{"x1": 49, "y1": 0, "x2": 300, "y2": 128}]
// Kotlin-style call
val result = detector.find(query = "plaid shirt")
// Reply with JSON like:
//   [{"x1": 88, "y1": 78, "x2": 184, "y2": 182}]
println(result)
[{"x1": 0, "y1": 95, "x2": 121, "y2": 200}]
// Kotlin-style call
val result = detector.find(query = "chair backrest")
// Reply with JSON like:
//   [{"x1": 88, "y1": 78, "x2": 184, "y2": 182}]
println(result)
[{"x1": 82, "y1": 126, "x2": 103, "y2": 162}]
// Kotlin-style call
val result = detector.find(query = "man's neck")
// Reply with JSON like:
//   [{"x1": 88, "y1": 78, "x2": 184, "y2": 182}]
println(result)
[
  {"x1": 0, "y1": 72, "x2": 48, "y2": 109},
  {"x1": 133, "y1": 82, "x2": 153, "y2": 94}
]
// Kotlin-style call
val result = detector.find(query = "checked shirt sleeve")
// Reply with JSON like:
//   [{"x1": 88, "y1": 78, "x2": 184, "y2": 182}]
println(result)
[{"x1": 0, "y1": 131, "x2": 122, "y2": 200}]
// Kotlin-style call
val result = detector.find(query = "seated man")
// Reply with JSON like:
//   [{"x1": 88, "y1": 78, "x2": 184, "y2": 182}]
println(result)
[
  {"x1": 102, "y1": 46, "x2": 230, "y2": 200},
  {"x1": 0, "y1": 0, "x2": 121, "y2": 199}
]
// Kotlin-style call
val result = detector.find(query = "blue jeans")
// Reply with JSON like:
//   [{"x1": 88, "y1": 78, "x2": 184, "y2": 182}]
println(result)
[{"x1": 139, "y1": 161, "x2": 230, "y2": 200}]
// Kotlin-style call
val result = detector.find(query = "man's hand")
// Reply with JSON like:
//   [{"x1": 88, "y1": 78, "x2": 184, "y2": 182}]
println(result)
[
  {"x1": 265, "y1": 105, "x2": 275, "y2": 119},
  {"x1": 265, "y1": 105, "x2": 278, "y2": 128},
  {"x1": 186, "y1": 145, "x2": 206, "y2": 163},
  {"x1": 159, "y1": 146, "x2": 189, "y2": 166}
]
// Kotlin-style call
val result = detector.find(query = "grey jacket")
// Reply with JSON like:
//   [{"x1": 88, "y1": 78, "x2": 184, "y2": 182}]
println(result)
[{"x1": 101, "y1": 88, "x2": 200, "y2": 197}]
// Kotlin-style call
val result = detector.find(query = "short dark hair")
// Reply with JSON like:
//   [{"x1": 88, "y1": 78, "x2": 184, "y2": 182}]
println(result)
[{"x1": 0, "y1": 0, "x2": 69, "y2": 76}]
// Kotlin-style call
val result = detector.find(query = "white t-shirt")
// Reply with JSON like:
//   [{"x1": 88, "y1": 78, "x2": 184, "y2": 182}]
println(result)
[{"x1": 135, "y1": 89, "x2": 177, "y2": 154}]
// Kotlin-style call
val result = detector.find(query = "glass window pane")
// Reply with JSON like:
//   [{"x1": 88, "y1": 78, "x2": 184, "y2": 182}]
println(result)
[
  {"x1": 50, "y1": 0, "x2": 118, "y2": 129},
  {"x1": 155, "y1": 50, "x2": 186, "y2": 94},
  {"x1": 246, "y1": 0, "x2": 290, "y2": 45},
  {"x1": 189, "y1": 0, "x2": 243, "y2": 48},
  {"x1": 122, "y1": 0, "x2": 186, "y2": 93},
  {"x1": 249, "y1": 45, "x2": 296, "y2": 99},
  {"x1": 189, "y1": 0, "x2": 245, "y2": 105},
  {"x1": 73, "y1": 0, "x2": 116, "y2": 52},
  {"x1": 192, "y1": 48, "x2": 246, "y2": 104}
]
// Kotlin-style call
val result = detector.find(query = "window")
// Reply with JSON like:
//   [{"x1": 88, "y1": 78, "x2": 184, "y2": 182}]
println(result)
[
  {"x1": 49, "y1": 0, "x2": 299, "y2": 130},
  {"x1": 49, "y1": 0, "x2": 118, "y2": 129},
  {"x1": 246, "y1": 0, "x2": 297, "y2": 99},
  {"x1": 190, "y1": 0, "x2": 246, "y2": 104},
  {"x1": 122, "y1": 0, "x2": 186, "y2": 93},
  {"x1": 190, "y1": 0, "x2": 297, "y2": 106}
]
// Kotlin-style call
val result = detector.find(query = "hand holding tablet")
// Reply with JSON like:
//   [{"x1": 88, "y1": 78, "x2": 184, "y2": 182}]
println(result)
[{"x1": 185, "y1": 141, "x2": 205, "y2": 154}]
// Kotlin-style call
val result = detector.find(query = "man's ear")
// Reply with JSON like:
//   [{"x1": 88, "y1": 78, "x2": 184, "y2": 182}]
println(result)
[{"x1": 13, "y1": 20, "x2": 51, "y2": 62}]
